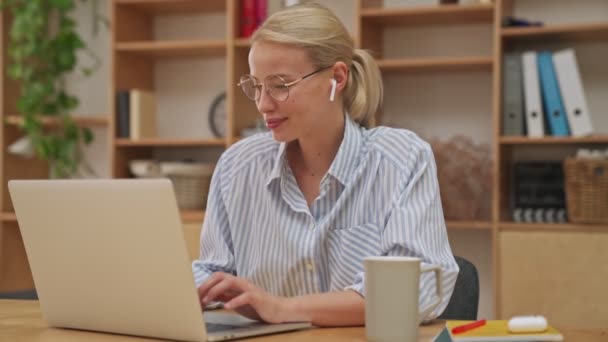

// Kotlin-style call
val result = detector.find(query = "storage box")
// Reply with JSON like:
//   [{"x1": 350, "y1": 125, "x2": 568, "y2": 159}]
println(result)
[
  {"x1": 129, "y1": 160, "x2": 215, "y2": 210},
  {"x1": 563, "y1": 158, "x2": 608, "y2": 224}
]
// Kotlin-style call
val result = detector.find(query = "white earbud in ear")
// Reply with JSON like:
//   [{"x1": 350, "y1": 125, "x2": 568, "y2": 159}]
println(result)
[{"x1": 329, "y1": 79, "x2": 337, "y2": 102}]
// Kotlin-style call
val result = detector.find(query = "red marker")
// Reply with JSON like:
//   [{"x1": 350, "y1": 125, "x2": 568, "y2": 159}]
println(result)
[{"x1": 451, "y1": 319, "x2": 487, "y2": 334}]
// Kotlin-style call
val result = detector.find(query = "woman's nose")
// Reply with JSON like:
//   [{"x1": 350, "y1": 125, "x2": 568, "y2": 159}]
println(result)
[{"x1": 256, "y1": 87, "x2": 277, "y2": 113}]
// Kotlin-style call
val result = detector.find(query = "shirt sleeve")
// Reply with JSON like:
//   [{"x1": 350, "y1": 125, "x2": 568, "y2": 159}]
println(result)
[
  {"x1": 345, "y1": 141, "x2": 459, "y2": 321},
  {"x1": 191, "y1": 154, "x2": 236, "y2": 288}
]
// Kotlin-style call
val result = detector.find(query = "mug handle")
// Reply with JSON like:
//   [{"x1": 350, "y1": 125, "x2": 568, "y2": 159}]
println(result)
[{"x1": 419, "y1": 265, "x2": 443, "y2": 320}]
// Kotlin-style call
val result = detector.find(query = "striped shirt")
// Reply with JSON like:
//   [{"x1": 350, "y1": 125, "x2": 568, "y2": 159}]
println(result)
[{"x1": 192, "y1": 114, "x2": 459, "y2": 320}]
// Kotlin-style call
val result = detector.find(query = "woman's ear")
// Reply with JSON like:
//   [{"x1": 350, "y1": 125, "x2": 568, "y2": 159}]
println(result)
[{"x1": 331, "y1": 61, "x2": 349, "y2": 94}]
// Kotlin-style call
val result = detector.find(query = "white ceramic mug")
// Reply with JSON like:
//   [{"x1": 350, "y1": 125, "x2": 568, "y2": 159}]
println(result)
[{"x1": 365, "y1": 256, "x2": 443, "y2": 342}]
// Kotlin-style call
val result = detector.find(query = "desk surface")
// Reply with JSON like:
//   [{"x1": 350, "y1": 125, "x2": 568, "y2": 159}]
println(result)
[
  {"x1": 1, "y1": 300, "x2": 607, "y2": 342},
  {"x1": 0, "y1": 300, "x2": 444, "y2": 341}
]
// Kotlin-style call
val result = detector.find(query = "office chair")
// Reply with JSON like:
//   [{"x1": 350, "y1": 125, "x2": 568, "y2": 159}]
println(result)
[
  {"x1": 0, "y1": 289, "x2": 38, "y2": 300},
  {"x1": 438, "y1": 256, "x2": 479, "y2": 320}
]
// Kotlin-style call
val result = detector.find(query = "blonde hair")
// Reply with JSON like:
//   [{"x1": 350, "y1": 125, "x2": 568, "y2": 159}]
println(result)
[{"x1": 251, "y1": 2, "x2": 383, "y2": 128}]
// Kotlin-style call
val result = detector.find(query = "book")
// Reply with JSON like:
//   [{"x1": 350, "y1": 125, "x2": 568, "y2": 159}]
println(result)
[
  {"x1": 129, "y1": 89, "x2": 157, "y2": 140},
  {"x1": 116, "y1": 90, "x2": 130, "y2": 138},
  {"x1": 434, "y1": 320, "x2": 563, "y2": 341},
  {"x1": 240, "y1": 0, "x2": 257, "y2": 38}
]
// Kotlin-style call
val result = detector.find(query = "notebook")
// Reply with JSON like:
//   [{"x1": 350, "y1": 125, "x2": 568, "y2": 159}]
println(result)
[
  {"x1": 8, "y1": 179, "x2": 312, "y2": 342},
  {"x1": 433, "y1": 320, "x2": 563, "y2": 341}
]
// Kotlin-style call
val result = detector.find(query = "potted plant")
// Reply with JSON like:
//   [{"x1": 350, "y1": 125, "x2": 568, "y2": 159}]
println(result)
[{"x1": 1, "y1": 0, "x2": 107, "y2": 178}]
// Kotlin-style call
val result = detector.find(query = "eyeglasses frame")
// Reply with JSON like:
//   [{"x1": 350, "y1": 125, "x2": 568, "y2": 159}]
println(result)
[{"x1": 237, "y1": 65, "x2": 332, "y2": 102}]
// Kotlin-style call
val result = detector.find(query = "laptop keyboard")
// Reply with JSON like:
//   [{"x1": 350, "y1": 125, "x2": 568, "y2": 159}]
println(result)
[{"x1": 205, "y1": 322, "x2": 263, "y2": 333}]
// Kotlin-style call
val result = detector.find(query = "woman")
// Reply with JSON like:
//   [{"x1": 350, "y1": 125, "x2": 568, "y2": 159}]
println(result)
[{"x1": 193, "y1": 2, "x2": 458, "y2": 327}]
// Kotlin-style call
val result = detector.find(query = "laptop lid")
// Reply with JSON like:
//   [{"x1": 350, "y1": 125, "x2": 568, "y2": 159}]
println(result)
[{"x1": 9, "y1": 179, "x2": 208, "y2": 341}]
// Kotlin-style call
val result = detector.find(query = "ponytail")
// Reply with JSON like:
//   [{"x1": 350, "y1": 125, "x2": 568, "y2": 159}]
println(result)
[{"x1": 343, "y1": 49, "x2": 383, "y2": 128}]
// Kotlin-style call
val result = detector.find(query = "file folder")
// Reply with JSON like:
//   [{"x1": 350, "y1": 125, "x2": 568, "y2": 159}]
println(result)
[
  {"x1": 521, "y1": 51, "x2": 545, "y2": 137},
  {"x1": 537, "y1": 52, "x2": 570, "y2": 136},
  {"x1": 502, "y1": 53, "x2": 525, "y2": 136},
  {"x1": 553, "y1": 48, "x2": 593, "y2": 137}
]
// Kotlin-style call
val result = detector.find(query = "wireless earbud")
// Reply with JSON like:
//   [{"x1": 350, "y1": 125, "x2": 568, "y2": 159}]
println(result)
[{"x1": 329, "y1": 79, "x2": 337, "y2": 102}]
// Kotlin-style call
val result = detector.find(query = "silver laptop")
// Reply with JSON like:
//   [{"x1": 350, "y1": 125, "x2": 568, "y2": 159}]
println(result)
[{"x1": 8, "y1": 179, "x2": 312, "y2": 342}]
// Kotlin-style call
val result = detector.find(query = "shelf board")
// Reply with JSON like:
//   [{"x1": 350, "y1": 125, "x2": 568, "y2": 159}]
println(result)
[
  {"x1": 115, "y1": 138, "x2": 225, "y2": 147},
  {"x1": 0, "y1": 212, "x2": 17, "y2": 222},
  {"x1": 235, "y1": 38, "x2": 251, "y2": 48},
  {"x1": 446, "y1": 220, "x2": 492, "y2": 230},
  {"x1": 115, "y1": 0, "x2": 225, "y2": 14},
  {"x1": 361, "y1": 4, "x2": 494, "y2": 26},
  {"x1": 115, "y1": 40, "x2": 226, "y2": 59},
  {"x1": 378, "y1": 56, "x2": 493, "y2": 73},
  {"x1": 500, "y1": 222, "x2": 608, "y2": 233},
  {"x1": 500, "y1": 135, "x2": 608, "y2": 145},
  {"x1": 181, "y1": 210, "x2": 205, "y2": 223},
  {"x1": 501, "y1": 22, "x2": 608, "y2": 41},
  {"x1": 4, "y1": 115, "x2": 108, "y2": 128}
]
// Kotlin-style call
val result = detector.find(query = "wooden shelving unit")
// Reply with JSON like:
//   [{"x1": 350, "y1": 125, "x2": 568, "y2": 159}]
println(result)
[
  {"x1": 378, "y1": 56, "x2": 493, "y2": 73},
  {"x1": 447, "y1": 221, "x2": 492, "y2": 231},
  {"x1": 181, "y1": 210, "x2": 205, "y2": 223},
  {"x1": 115, "y1": 138, "x2": 225, "y2": 147},
  {"x1": 501, "y1": 22, "x2": 608, "y2": 41},
  {"x1": 360, "y1": 3, "x2": 494, "y2": 26},
  {"x1": 0, "y1": 212, "x2": 17, "y2": 222},
  {"x1": 499, "y1": 222, "x2": 608, "y2": 233},
  {"x1": 4, "y1": 115, "x2": 109, "y2": 128},
  {"x1": 493, "y1": 0, "x2": 608, "y2": 328},
  {"x1": 114, "y1": 0, "x2": 226, "y2": 14},
  {"x1": 115, "y1": 40, "x2": 227, "y2": 59},
  {"x1": 499, "y1": 135, "x2": 608, "y2": 145}
]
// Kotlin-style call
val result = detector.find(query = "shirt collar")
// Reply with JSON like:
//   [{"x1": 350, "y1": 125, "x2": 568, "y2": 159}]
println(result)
[
  {"x1": 327, "y1": 114, "x2": 362, "y2": 186},
  {"x1": 265, "y1": 113, "x2": 363, "y2": 187}
]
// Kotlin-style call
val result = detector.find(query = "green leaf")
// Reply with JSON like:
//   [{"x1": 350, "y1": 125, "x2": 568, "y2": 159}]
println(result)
[
  {"x1": 83, "y1": 127, "x2": 94, "y2": 144},
  {"x1": 50, "y1": 0, "x2": 74, "y2": 11}
]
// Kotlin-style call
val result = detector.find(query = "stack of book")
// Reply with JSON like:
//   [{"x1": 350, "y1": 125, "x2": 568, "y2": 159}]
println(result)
[{"x1": 115, "y1": 89, "x2": 157, "y2": 140}]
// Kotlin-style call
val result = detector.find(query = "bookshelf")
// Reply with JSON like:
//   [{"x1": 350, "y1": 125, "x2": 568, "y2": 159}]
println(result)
[
  {"x1": 0, "y1": 0, "x2": 606, "y2": 327},
  {"x1": 494, "y1": 0, "x2": 608, "y2": 329}
]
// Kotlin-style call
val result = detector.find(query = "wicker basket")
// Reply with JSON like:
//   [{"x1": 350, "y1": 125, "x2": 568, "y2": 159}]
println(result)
[
  {"x1": 563, "y1": 158, "x2": 608, "y2": 224},
  {"x1": 161, "y1": 162, "x2": 215, "y2": 210}
]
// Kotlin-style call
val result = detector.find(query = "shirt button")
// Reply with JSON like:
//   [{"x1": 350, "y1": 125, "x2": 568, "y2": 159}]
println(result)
[{"x1": 305, "y1": 262, "x2": 314, "y2": 271}]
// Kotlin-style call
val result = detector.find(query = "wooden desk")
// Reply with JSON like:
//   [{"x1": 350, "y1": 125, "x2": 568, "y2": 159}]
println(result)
[
  {"x1": 0, "y1": 300, "x2": 443, "y2": 341},
  {"x1": 2, "y1": 300, "x2": 606, "y2": 341}
]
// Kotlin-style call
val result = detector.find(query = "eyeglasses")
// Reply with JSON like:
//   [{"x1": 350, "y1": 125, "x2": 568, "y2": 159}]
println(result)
[{"x1": 237, "y1": 66, "x2": 331, "y2": 102}]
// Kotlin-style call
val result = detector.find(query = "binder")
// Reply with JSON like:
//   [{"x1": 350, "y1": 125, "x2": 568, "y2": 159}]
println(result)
[
  {"x1": 502, "y1": 53, "x2": 525, "y2": 136},
  {"x1": 129, "y1": 89, "x2": 157, "y2": 140},
  {"x1": 553, "y1": 48, "x2": 593, "y2": 137},
  {"x1": 537, "y1": 52, "x2": 570, "y2": 136},
  {"x1": 521, "y1": 51, "x2": 545, "y2": 137}
]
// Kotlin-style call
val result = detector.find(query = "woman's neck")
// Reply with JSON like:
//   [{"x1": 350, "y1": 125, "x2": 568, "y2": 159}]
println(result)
[{"x1": 287, "y1": 110, "x2": 345, "y2": 178}]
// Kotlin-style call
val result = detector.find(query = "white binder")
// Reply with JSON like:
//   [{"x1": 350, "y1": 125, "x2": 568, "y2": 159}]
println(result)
[
  {"x1": 521, "y1": 51, "x2": 545, "y2": 138},
  {"x1": 553, "y1": 48, "x2": 593, "y2": 137}
]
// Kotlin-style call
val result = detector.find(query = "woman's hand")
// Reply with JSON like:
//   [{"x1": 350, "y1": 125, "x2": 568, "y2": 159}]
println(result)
[{"x1": 198, "y1": 272, "x2": 289, "y2": 323}]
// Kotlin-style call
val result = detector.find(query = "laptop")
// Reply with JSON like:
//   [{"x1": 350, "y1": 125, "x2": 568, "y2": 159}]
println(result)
[{"x1": 8, "y1": 179, "x2": 312, "y2": 342}]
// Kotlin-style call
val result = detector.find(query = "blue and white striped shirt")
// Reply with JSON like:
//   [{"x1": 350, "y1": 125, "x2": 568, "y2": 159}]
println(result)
[{"x1": 192, "y1": 114, "x2": 459, "y2": 320}]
